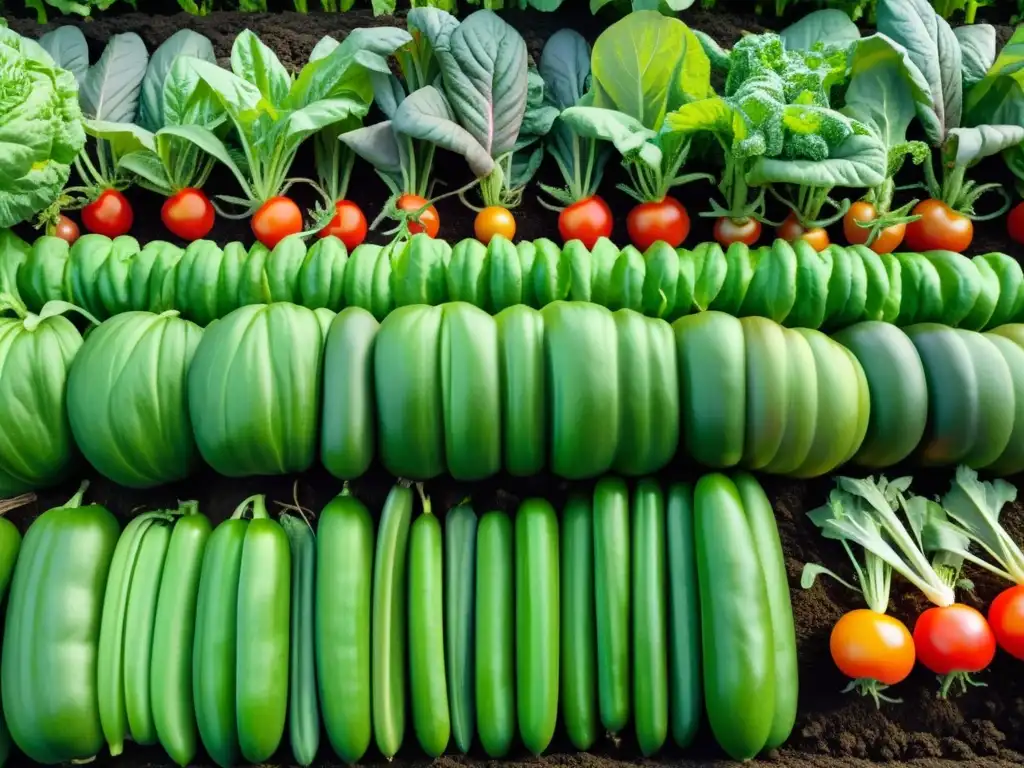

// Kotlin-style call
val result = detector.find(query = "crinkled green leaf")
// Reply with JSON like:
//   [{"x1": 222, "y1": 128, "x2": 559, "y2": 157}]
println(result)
[{"x1": 748, "y1": 131, "x2": 887, "y2": 188}]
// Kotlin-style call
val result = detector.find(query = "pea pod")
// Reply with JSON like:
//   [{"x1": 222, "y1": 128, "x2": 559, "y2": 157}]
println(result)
[
  {"x1": 530, "y1": 238, "x2": 569, "y2": 306},
  {"x1": 140, "y1": 241, "x2": 184, "y2": 314},
  {"x1": 517, "y1": 241, "x2": 538, "y2": 307},
  {"x1": 734, "y1": 472, "x2": 797, "y2": 750},
  {"x1": 850, "y1": 245, "x2": 889, "y2": 323},
  {"x1": 175, "y1": 241, "x2": 224, "y2": 325},
  {"x1": 321, "y1": 307, "x2": 379, "y2": 480},
  {"x1": 786, "y1": 239, "x2": 831, "y2": 329},
  {"x1": 372, "y1": 483, "x2": 414, "y2": 759},
  {"x1": 408, "y1": 488, "x2": 451, "y2": 757},
  {"x1": 671, "y1": 246, "x2": 697, "y2": 321},
  {"x1": 632, "y1": 480, "x2": 668, "y2": 756},
  {"x1": 741, "y1": 316, "x2": 790, "y2": 470},
  {"x1": 194, "y1": 500, "x2": 248, "y2": 768},
  {"x1": 317, "y1": 489, "x2": 373, "y2": 763},
  {"x1": 879, "y1": 252, "x2": 903, "y2": 324},
  {"x1": 965, "y1": 253, "x2": 1005, "y2": 331},
  {"x1": 593, "y1": 477, "x2": 630, "y2": 735},
  {"x1": 496, "y1": 305, "x2": 546, "y2": 476},
  {"x1": 641, "y1": 241, "x2": 680, "y2": 318},
  {"x1": 895, "y1": 252, "x2": 942, "y2": 326},
  {"x1": 487, "y1": 235, "x2": 523, "y2": 312},
  {"x1": 607, "y1": 245, "x2": 645, "y2": 311},
  {"x1": 445, "y1": 503, "x2": 477, "y2": 754},
  {"x1": 694, "y1": 474, "x2": 773, "y2": 761},
  {"x1": 123, "y1": 518, "x2": 172, "y2": 748},
  {"x1": 265, "y1": 235, "x2": 307, "y2": 304},
  {"x1": 299, "y1": 236, "x2": 347, "y2": 311},
  {"x1": 97, "y1": 235, "x2": 139, "y2": 318},
  {"x1": 827, "y1": 244, "x2": 868, "y2": 329},
  {"x1": 2, "y1": 483, "x2": 120, "y2": 764},
  {"x1": 742, "y1": 240, "x2": 797, "y2": 324},
  {"x1": 393, "y1": 234, "x2": 449, "y2": 307},
  {"x1": 18, "y1": 236, "x2": 69, "y2": 313},
  {"x1": 69, "y1": 235, "x2": 116, "y2": 320},
  {"x1": 980, "y1": 252, "x2": 1024, "y2": 328},
  {"x1": 560, "y1": 494, "x2": 597, "y2": 751},
  {"x1": 691, "y1": 242, "x2": 730, "y2": 312},
  {"x1": 516, "y1": 498, "x2": 559, "y2": 756},
  {"x1": 588, "y1": 238, "x2": 618, "y2": 305},
  {"x1": 98, "y1": 511, "x2": 175, "y2": 756},
  {"x1": 152, "y1": 504, "x2": 211, "y2": 767},
  {"x1": 542, "y1": 301, "x2": 619, "y2": 479},
  {"x1": 447, "y1": 238, "x2": 489, "y2": 308},
  {"x1": 665, "y1": 483, "x2": 701, "y2": 748},
  {"x1": 711, "y1": 242, "x2": 755, "y2": 315},
  {"x1": 761, "y1": 328, "x2": 819, "y2": 475},
  {"x1": 923, "y1": 250, "x2": 982, "y2": 326},
  {"x1": 564, "y1": 240, "x2": 593, "y2": 302},
  {"x1": 476, "y1": 511, "x2": 516, "y2": 758},
  {"x1": 237, "y1": 497, "x2": 290, "y2": 764},
  {"x1": 441, "y1": 303, "x2": 501, "y2": 480}
]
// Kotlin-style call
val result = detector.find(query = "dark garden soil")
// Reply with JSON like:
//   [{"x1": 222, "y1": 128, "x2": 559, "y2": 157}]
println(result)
[{"x1": 6, "y1": 7, "x2": 1024, "y2": 768}]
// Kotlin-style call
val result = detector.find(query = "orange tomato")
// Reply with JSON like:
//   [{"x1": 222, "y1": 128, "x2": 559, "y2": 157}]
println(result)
[
  {"x1": 474, "y1": 205, "x2": 516, "y2": 244},
  {"x1": 843, "y1": 201, "x2": 906, "y2": 254},
  {"x1": 830, "y1": 609, "x2": 915, "y2": 686},
  {"x1": 776, "y1": 212, "x2": 830, "y2": 252}
]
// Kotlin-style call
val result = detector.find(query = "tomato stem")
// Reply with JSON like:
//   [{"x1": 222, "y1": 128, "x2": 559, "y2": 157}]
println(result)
[
  {"x1": 841, "y1": 678, "x2": 902, "y2": 709},
  {"x1": 937, "y1": 671, "x2": 987, "y2": 699}
]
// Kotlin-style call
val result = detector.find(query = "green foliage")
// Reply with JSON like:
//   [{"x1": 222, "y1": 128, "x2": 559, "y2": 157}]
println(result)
[{"x1": 0, "y1": 21, "x2": 85, "y2": 228}]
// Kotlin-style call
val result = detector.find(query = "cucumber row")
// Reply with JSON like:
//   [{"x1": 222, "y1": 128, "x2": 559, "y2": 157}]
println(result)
[{"x1": 3, "y1": 228, "x2": 1021, "y2": 333}]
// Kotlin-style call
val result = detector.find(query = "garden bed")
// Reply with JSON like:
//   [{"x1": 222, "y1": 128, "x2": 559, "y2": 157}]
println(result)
[{"x1": 6, "y1": 8, "x2": 1024, "y2": 767}]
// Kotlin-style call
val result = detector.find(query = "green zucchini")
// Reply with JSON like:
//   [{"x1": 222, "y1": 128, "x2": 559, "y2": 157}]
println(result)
[
  {"x1": 372, "y1": 483, "x2": 414, "y2": 759},
  {"x1": 408, "y1": 489, "x2": 451, "y2": 757},
  {"x1": 476, "y1": 511, "x2": 516, "y2": 758},
  {"x1": 560, "y1": 494, "x2": 597, "y2": 751},
  {"x1": 516, "y1": 499, "x2": 559, "y2": 756},
  {"x1": 317, "y1": 489, "x2": 373, "y2": 763},
  {"x1": 593, "y1": 477, "x2": 630, "y2": 735},
  {"x1": 281, "y1": 514, "x2": 319, "y2": 766},
  {"x1": 665, "y1": 483, "x2": 701, "y2": 748},
  {"x1": 445, "y1": 503, "x2": 477, "y2": 754}
]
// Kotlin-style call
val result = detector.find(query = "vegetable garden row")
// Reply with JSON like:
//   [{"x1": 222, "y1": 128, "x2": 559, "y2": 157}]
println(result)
[
  {"x1": 4, "y1": 0, "x2": 1024, "y2": 766},
  {"x1": 7, "y1": 0, "x2": 1024, "y2": 258}
]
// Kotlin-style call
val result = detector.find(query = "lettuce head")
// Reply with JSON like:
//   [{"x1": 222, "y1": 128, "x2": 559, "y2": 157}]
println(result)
[{"x1": 0, "y1": 21, "x2": 85, "y2": 228}]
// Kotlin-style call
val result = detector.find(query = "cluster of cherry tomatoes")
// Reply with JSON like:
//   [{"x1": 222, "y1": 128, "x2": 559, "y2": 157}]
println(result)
[{"x1": 831, "y1": 586, "x2": 1024, "y2": 701}]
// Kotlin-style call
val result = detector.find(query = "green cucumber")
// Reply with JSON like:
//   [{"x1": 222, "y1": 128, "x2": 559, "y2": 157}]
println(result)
[
  {"x1": 560, "y1": 494, "x2": 597, "y2": 750},
  {"x1": 445, "y1": 504, "x2": 477, "y2": 754}
]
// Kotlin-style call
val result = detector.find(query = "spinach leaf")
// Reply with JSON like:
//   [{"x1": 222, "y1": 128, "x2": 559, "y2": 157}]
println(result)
[
  {"x1": 37, "y1": 26, "x2": 88, "y2": 85},
  {"x1": 780, "y1": 9, "x2": 860, "y2": 53},
  {"x1": 80, "y1": 33, "x2": 149, "y2": 124},
  {"x1": 140, "y1": 30, "x2": 215, "y2": 133}
]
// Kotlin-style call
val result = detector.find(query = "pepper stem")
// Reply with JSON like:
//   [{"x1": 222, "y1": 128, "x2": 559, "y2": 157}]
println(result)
[
  {"x1": 64, "y1": 480, "x2": 90, "y2": 509},
  {"x1": 416, "y1": 482, "x2": 432, "y2": 517}
]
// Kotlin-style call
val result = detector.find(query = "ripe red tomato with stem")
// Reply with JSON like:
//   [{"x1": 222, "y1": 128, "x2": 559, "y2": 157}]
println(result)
[
  {"x1": 82, "y1": 189, "x2": 133, "y2": 237},
  {"x1": 904, "y1": 199, "x2": 974, "y2": 253},
  {"x1": 913, "y1": 604, "x2": 996, "y2": 697},
  {"x1": 396, "y1": 193, "x2": 440, "y2": 238},
  {"x1": 713, "y1": 216, "x2": 761, "y2": 247},
  {"x1": 987, "y1": 585, "x2": 1024, "y2": 660},
  {"x1": 843, "y1": 201, "x2": 907, "y2": 254},
  {"x1": 627, "y1": 196, "x2": 690, "y2": 251},
  {"x1": 558, "y1": 196, "x2": 613, "y2": 249},
  {"x1": 319, "y1": 200, "x2": 368, "y2": 250},
  {"x1": 252, "y1": 196, "x2": 303, "y2": 249},
  {"x1": 161, "y1": 188, "x2": 215, "y2": 241},
  {"x1": 829, "y1": 609, "x2": 915, "y2": 705}
]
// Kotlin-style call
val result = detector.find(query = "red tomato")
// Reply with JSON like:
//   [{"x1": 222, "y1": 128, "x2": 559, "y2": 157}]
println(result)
[
  {"x1": 988, "y1": 585, "x2": 1024, "y2": 660},
  {"x1": 558, "y1": 196, "x2": 613, "y2": 249},
  {"x1": 713, "y1": 216, "x2": 761, "y2": 247},
  {"x1": 1008, "y1": 201, "x2": 1024, "y2": 246},
  {"x1": 252, "y1": 196, "x2": 303, "y2": 249},
  {"x1": 397, "y1": 193, "x2": 440, "y2": 238},
  {"x1": 82, "y1": 189, "x2": 133, "y2": 237},
  {"x1": 843, "y1": 201, "x2": 906, "y2": 254},
  {"x1": 161, "y1": 188, "x2": 215, "y2": 241},
  {"x1": 627, "y1": 196, "x2": 690, "y2": 251},
  {"x1": 474, "y1": 206, "x2": 516, "y2": 245},
  {"x1": 52, "y1": 215, "x2": 80, "y2": 245},
  {"x1": 904, "y1": 199, "x2": 973, "y2": 253},
  {"x1": 830, "y1": 609, "x2": 916, "y2": 686},
  {"x1": 319, "y1": 200, "x2": 368, "y2": 250},
  {"x1": 776, "y1": 212, "x2": 829, "y2": 251},
  {"x1": 913, "y1": 604, "x2": 996, "y2": 683}
]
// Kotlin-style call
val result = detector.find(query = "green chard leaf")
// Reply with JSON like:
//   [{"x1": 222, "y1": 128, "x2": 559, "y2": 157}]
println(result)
[
  {"x1": 139, "y1": 29, "x2": 215, "y2": 132},
  {"x1": 37, "y1": 25, "x2": 88, "y2": 85},
  {"x1": 80, "y1": 32, "x2": 149, "y2": 123}
]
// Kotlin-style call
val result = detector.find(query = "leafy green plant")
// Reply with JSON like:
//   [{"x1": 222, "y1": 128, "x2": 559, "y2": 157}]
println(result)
[
  {"x1": 341, "y1": 8, "x2": 460, "y2": 228},
  {"x1": 40, "y1": 30, "x2": 150, "y2": 218},
  {"x1": 177, "y1": 0, "x2": 213, "y2": 13},
  {"x1": 879, "y1": 0, "x2": 1022, "y2": 224},
  {"x1": 24, "y1": 0, "x2": 132, "y2": 24},
  {"x1": 536, "y1": 29, "x2": 612, "y2": 215},
  {"x1": 933, "y1": 0, "x2": 991, "y2": 23},
  {"x1": 560, "y1": 12, "x2": 714, "y2": 214},
  {"x1": 85, "y1": 31, "x2": 222, "y2": 201},
  {"x1": 0, "y1": 21, "x2": 85, "y2": 229},
  {"x1": 176, "y1": 27, "x2": 411, "y2": 224}
]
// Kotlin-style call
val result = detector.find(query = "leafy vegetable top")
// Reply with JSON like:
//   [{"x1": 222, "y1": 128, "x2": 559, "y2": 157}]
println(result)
[{"x1": 0, "y1": 21, "x2": 86, "y2": 228}]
